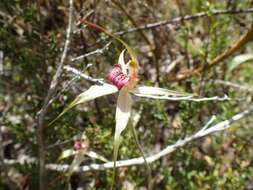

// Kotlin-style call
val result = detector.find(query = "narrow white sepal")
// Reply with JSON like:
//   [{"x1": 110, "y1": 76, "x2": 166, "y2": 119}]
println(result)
[
  {"x1": 59, "y1": 149, "x2": 77, "y2": 160},
  {"x1": 131, "y1": 86, "x2": 189, "y2": 97},
  {"x1": 114, "y1": 90, "x2": 132, "y2": 141},
  {"x1": 118, "y1": 50, "x2": 127, "y2": 75},
  {"x1": 74, "y1": 83, "x2": 118, "y2": 106},
  {"x1": 86, "y1": 151, "x2": 109, "y2": 162}
]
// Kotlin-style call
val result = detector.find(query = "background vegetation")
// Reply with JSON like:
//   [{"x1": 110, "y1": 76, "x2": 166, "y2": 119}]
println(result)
[{"x1": 1, "y1": 0, "x2": 253, "y2": 189}]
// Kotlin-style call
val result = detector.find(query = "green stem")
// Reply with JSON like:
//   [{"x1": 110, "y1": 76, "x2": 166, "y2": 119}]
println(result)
[
  {"x1": 80, "y1": 20, "x2": 139, "y2": 67},
  {"x1": 111, "y1": 137, "x2": 121, "y2": 190},
  {"x1": 129, "y1": 121, "x2": 152, "y2": 189}
]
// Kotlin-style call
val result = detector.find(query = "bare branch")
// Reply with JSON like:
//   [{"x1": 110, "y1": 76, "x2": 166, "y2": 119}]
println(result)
[
  {"x1": 71, "y1": 42, "x2": 111, "y2": 63},
  {"x1": 63, "y1": 65, "x2": 104, "y2": 84},
  {"x1": 4, "y1": 155, "x2": 37, "y2": 165},
  {"x1": 36, "y1": 0, "x2": 74, "y2": 189},
  {"x1": 47, "y1": 134, "x2": 81, "y2": 150},
  {"x1": 45, "y1": 105, "x2": 253, "y2": 172},
  {"x1": 6, "y1": 106, "x2": 253, "y2": 173},
  {"x1": 115, "y1": 8, "x2": 253, "y2": 35}
]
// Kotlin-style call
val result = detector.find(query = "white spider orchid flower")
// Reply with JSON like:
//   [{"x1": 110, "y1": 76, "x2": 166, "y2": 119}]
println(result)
[
  {"x1": 54, "y1": 50, "x2": 188, "y2": 159},
  {"x1": 58, "y1": 133, "x2": 108, "y2": 176},
  {"x1": 104, "y1": 50, "x2": 188, "y2": 162}
]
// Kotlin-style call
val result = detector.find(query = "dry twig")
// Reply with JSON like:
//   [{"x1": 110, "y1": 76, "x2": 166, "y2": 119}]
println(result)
[
  {"x1": 46, "y1": 105, "x2": 253, "y2": 172},
  {"x1": 5, "y1": 106, "x2": 253, "y2": 173},
  {"x1": 115, "y1": 9, "x2": 253, "y2": 35},
  {"x1": 71, "y1": 42, "x2": 111, "y2": 63},
  {"x1": 36, "y1": 0, "x2": 74, "y2": 189}
]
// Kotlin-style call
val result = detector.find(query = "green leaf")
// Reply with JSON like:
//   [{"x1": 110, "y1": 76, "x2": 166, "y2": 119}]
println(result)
[{"x1": 228, "y1": 54, "x2": 253, "y2": 72}]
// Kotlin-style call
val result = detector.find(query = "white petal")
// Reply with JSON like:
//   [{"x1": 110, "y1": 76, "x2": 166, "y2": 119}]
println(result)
[
  {"x1": 74, "y1": 83, "x2": 118, "y2": 105},
  {"x1": 113, "y1": 90, "x2": 132, "y2": 166},
  {"x1": 50, "y1": 83, "x2": 118, "y2": 125},
  {"x1": 131, "y1": 86, "x2": 230, "y2": 102},
  {"x1": 115, "y1": 90, "x2": 132, "y2": 140},
  {"x1": 85, "y1": 151, "x2": 109, "y2": 162},
  {"x1": 118, "y1": 50, "x2": 127, "y2": 75},
  {"x1": 132, "y1": 86, "x2": 189, "y2": 97},
  {"x1": 59, "y1": 149, "x2": 77, "y2": 160}
]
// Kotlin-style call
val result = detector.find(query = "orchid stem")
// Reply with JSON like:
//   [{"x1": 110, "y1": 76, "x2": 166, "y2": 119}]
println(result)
[
  {"x1": 129, "y1": 121, "x2": 152, "y2": 189},
  {"x1": 79, "y1": 19, "x2": 139, "y2": 68},
  {"x1": 111, "y1": 138, "x2": 121, "y2": 190}
]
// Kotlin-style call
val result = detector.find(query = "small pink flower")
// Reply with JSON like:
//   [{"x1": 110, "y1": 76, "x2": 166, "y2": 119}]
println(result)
[
  {"x1": 74, "y1": 140, "x2": 89, "y2": 151},
  {"x1": 73, "y1": 140, "x2": 82, "y2": 151},
  {"x1": 107, "y1": 64, "x2": 129, "y2": 90}
]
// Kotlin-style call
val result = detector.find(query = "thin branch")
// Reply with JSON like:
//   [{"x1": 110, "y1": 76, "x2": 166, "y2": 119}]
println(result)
[
  {"x1": 45, "y1": 105, "x2": 253, "y2": 172},
  {"x1": 4, "y1": 155, "x2": 37, "y2": 165},
  {"x1": 200, "y1": 115, "x2": 216, "y2": 131},
  {"x1": 71, "y1": 42, "x2": 111, "y2": 62},
  {"x1": 63, "y1": 65, "x2": 104, "y2": 84},
  {"x1": 115, "y1": 8, "x2": 253, "y2": 35},
  {"x1": 36, "y1": 0, "x2": 74, "y2": 189},
  {"x1": 47, "y1": 134, "x2": 81, "y2": 149},
  {"x1": 6, "y1": 106, "x2": 253, "y2": 173}
]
